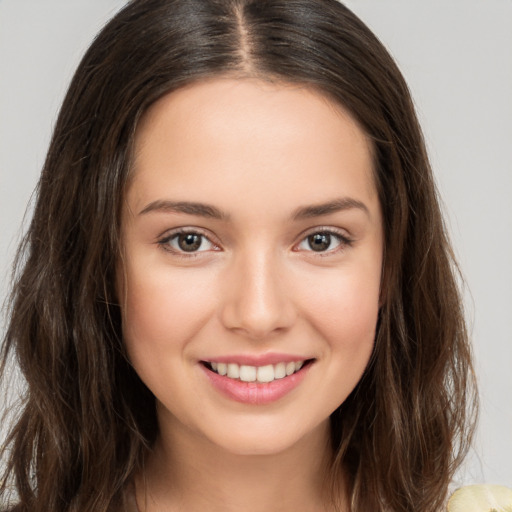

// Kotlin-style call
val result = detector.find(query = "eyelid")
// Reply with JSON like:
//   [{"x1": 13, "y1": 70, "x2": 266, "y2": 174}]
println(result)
[
  {"x1": 292, "y1": 226, "x2": 354, "y2": 254},
  {"x1": 155, "y1": 225, "x2": 353, "y2": 257},
  {"x1": 156, "y1": 227, "x2": 221, "y2": 256}
]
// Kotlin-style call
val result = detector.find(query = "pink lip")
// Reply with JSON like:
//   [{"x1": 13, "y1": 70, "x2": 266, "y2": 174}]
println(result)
[
  {"x1": 204, "y1": 353, "x2": 311, "y2": 366},
  {"x1": 200, "y1": 360, "x2": 313, "y2": 405}
]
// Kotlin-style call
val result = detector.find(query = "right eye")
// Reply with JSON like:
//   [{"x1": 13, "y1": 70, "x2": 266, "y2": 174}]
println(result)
[{"x1": 158, "y1": 230, "x2": 218, "y2": 255}]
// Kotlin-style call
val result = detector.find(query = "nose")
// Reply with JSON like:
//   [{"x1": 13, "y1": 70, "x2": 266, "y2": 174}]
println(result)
[{"x1": 219, "y1": 249, "x2": 296, "y2": 340}]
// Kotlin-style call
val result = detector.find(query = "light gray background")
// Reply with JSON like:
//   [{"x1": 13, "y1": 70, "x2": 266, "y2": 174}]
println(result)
[{"x1": 1, "y1": 0, "x2": 511, "y2": 487}]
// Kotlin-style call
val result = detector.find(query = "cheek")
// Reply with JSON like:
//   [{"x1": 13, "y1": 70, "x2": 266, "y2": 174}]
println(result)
[
  {"x1": 315, "y1": 276, "x2": 379, "y2": 402},
  {"x1": 295, "y1": 261, "x2": 381, "y2": 401},
  {"x1": 120, "y1": 265, "x2": 216, "y2": 360},
  {"x1": 302, "y1": 265, "x2": 381, "y2": 342},
  {"x1": 321, "y1": 291, "x2": 378, "y2": 368},
  {"x1": 285, "y1": 264, "x2": 380, "y2": 418}
]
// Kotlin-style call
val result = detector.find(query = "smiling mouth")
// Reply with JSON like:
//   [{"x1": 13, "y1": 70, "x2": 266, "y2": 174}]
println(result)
[{"x1": 202, "y1": 359, "x2": 314, "y2": 384}]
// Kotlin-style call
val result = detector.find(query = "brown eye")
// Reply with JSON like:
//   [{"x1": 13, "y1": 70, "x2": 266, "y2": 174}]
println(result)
[
  {"x1": 177, "y1": 233, "x2": 203, "y2": 252},
  {"x1": 295, "y1": 229, "x2": 351, "y2": 254},
  {"x1": 159, "y1": 231, "x2": 216, "y2": 254},
  {"x1": 307, "y1": 233, "x2": 332, "y2": 252}
]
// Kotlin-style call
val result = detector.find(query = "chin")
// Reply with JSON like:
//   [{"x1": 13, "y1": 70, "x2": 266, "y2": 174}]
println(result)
[{"x1": 201, "y1": 417, "x2": 329, "y2": 458}]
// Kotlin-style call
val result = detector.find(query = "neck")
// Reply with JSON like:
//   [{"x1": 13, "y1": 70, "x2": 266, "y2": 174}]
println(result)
[{"x1": 136, "y1": 417, "x2": 341, "y2": 512}]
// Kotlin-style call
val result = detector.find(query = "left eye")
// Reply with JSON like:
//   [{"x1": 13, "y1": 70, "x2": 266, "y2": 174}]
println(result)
[
  {"x1": 296, "y1": 231, "x2": 346, "y2": 253},
  {"x1": 161, "y1": 232, "x2": 216, "y2": 253}
]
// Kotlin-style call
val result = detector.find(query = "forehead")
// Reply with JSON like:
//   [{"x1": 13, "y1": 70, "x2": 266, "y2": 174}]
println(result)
[{"x1": 128, "y1": 77, "x2": 378, "y2": 219}]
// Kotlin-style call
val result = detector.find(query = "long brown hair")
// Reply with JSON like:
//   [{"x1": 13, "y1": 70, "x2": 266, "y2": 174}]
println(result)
[{"x1": 1, "y1": 1, "x2": 477, "y2": 511}]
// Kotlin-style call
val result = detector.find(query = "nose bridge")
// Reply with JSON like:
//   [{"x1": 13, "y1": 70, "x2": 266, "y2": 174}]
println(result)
[{"x1": 219, "y1": 245, "x2": 295, "y2": 338}]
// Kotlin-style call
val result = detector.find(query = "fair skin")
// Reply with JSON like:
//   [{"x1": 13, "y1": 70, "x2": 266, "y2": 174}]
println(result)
[{"x1": 119, "y1": 77, "x2": 384, "y2": 512}]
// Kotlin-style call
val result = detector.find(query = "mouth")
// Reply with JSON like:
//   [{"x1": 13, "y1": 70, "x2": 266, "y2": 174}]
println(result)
[{"x1": 201, "y1": 359, "x2": 315, "y2": 384}]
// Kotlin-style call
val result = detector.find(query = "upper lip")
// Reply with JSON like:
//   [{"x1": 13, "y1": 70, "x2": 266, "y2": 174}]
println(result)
[{"x1": 202, "y1": 353, "x2": 314, "y2": 366}]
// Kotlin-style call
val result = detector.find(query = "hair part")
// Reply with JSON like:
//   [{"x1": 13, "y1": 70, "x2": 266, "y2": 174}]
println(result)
[{"x1": 1, "y1": 1, "x2": 477, "y2": 511}]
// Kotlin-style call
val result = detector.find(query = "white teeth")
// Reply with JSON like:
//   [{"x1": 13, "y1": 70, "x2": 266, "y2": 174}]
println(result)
[
  {"x1": 227, "y1": 363, "x2": 240, "y2": 379},
  {"x1": 256, "y1": 364, "x2": 274, "y2": 383},
  {"x1": 209, "y1": 360, "x2": 307, "y2": 382},
  {"x1": 240, "y1": 365, "x2": 257, "y2": 382},
  {"x1": 274, "y1": 362, "x2": 286, "y2": 379},
  {"x1": 285, "y1": 362, "x2": 296, "y2": 376}
]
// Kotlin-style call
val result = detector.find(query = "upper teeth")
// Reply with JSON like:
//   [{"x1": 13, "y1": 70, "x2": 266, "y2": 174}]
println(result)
[{"x1": 210, "y1": 361, "x2": 305, "y2": 383}]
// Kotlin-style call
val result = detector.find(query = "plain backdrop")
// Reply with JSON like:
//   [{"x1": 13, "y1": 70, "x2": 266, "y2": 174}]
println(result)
[{"x1": 1, "y1": 0, "x2": 511, "y2": 488}]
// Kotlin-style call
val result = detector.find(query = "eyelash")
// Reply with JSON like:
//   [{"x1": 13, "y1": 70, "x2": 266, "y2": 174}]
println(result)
[
  {"x1": 157, "y1": 228, "x2": 220, "y2": 258},
  {"x1": 156, "y1": 227, "x2": 353, "y2": 258},
  {"x1": 294, "y1": 227, "x2": 354, "y2": 256}
]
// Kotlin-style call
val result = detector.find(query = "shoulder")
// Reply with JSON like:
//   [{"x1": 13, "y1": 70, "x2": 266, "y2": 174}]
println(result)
[{"x1": 447, "y1": 485, "x2": 512, "y2": 512}]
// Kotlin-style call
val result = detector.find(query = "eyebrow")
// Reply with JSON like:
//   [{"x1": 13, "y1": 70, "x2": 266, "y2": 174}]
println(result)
[
  {"x1": 138, "y1": 197, "x2": 369, "y2": 221},
  {"x1": 138, "y1": 200, "x2": 229, "y2": 220},
  {"x1": 292, "y1": 197, "x2": 370, "y2": 220}
]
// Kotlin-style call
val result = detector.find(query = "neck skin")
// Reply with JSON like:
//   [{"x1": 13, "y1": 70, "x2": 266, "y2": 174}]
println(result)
[{"x1": 135, "y1": 412, "x2": 344, "y2": 512}]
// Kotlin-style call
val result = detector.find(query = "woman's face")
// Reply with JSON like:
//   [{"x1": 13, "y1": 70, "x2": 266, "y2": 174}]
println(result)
[{"x1": 120, "y1": 78, "x2": 383, "y2": 456}]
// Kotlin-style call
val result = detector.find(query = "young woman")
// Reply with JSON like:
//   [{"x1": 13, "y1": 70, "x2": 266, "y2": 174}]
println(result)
[{"x1": 0, "y1": 1, "x2": 477, "y2": 511}]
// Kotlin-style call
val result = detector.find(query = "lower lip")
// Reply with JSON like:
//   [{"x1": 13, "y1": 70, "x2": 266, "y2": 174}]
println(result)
[{"x1": 200, "y1": 362, "x2": 312, "y2": 405}]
